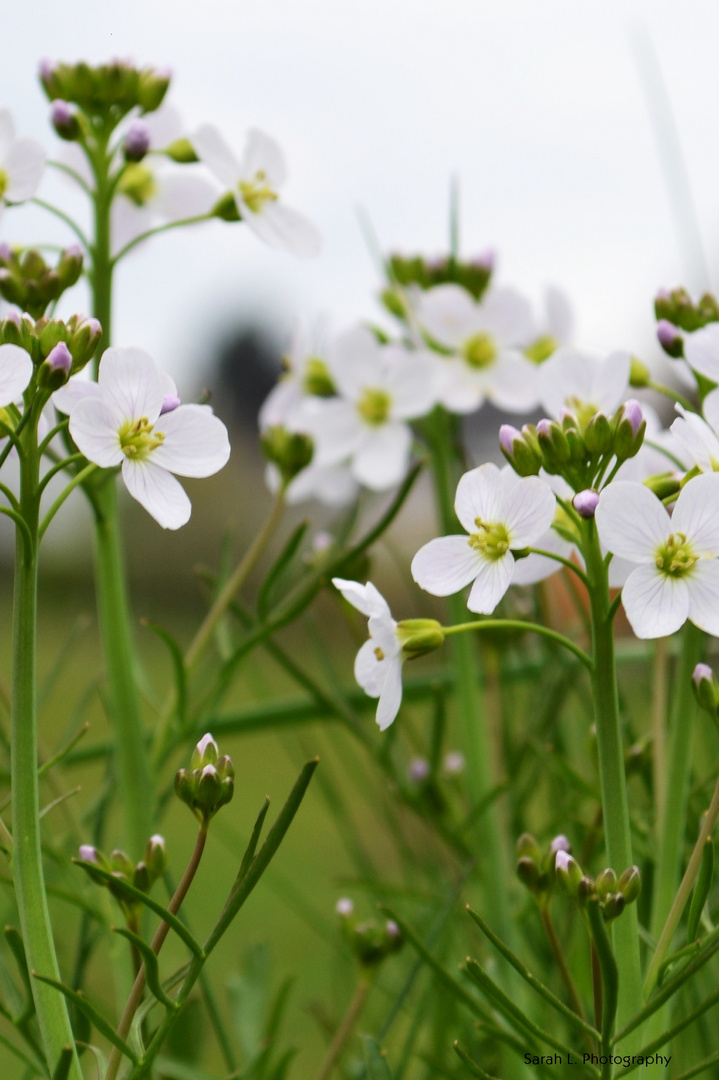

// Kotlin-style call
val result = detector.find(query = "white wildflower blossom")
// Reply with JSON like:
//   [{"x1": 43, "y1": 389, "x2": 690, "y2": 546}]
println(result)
[
  {"x1": 0, "y1": 108, "x2": 45, "y2": 221},
  {"x1": 538, "y1": 347, "x2": 630, "y2": 423}
]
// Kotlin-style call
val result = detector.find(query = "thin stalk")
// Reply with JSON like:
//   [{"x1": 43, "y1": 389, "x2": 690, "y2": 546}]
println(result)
[
  {"x1": 541, "y1": 909, "x2": 590, "y2": 1041},
  {"x1": 313, "y1": 977, "x2": 371, "y2": 1080},
  {"x1": 11, "y1": 406, "x2": 82, "y2": 1079},
  {"x1": 105, "y1": 827, "x2": 208, "y2": 1080},
  {"x1": 444, "y1": 619, "x2": 592, "y2": 670},
  {"x1": 582, "y1": 521, "x2": 643, "y2": 1037},
  {"x1": 152, "y1": 489, "x2": 286, "y2": 763},
  {"x1": 651, "y1": 638, "x2": 669, "y2": 845}
]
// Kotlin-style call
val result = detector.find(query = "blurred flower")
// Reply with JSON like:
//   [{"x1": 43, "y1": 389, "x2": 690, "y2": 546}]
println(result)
[
  {"x1": 0, "y1": 343, "x2": 33, "y2": 407},
  {"x1": 523, "y1": 286, "x2": 575, "y2": 364},
  {"x1": 595, "y1": 474, "x2": 719, "y2": 638},
  {"x1": 411, "y1": 463, "x2": 556, "y2": 613},
  {"x1": 193, "y1": 125, "x2": 321, "y2": 257},
  {"x1": 58, "y1": 347, "x2": 230, "y2": 528},
  {"x1": 538, "y1": 347, "x2": 630, "y2": 424},
  {"x1": 0, "y1": 108, "x2": 45, "y2": 222}
]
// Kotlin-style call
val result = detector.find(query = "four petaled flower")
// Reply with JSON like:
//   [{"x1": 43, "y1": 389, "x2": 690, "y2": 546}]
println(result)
[
  {"x1": 58, "y1": 347, "x2": 230, "y2": 529},
  {"x1": 411, "y1": 463, "x2": 556, "y2": 613},
  {"x1": 595, "y1": 474, "x2": 719, "y2": 638},
  {"x1": 193, "y1": 125, "x2": 321, "y2": 257}
]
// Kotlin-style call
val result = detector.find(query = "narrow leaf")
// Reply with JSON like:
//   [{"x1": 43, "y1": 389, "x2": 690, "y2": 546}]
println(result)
[
  {"x1": 670, "y1": 1047, "x2": 719, "y2": 1080},
  {"x1": 32, "y1": 974, "x2": 137, "y2": 1063},
  {"x1": 112, "y1": 926, "x2": 177, "y2": 1009},
  {"x1": 257, "y1": 520, "x2": 309, "y2": 620},
  {"x1": 38, "y1": 723, "x2": 90, "y2": 778},
  {"x1": 266, "y1": 1046, "x2": 298, "y2": 1080},
  {"x1": 466, "y1": 905, "x2": 599, "y2": 1041},
  {"x1": 363, "y1": 1036, "x2": 395, "y2": 1079},
  {"x1": 453, "y1": 1041, "x2": 500, "y2": 1080},
  {"x1": 39, "y1": 786, "x2": 81, "y2": 820},
  {"x1": 52, "y1": 1046, "x2": 74, "y2": 1080},
  {"x1": 687, "y1": 837, "x2": 714, "y2": 944},
  {"x1": 73, "y1": 859, "x2": 203, "y2": 956},
  {"x1": 237, "y1": 798, "x2": 271, "y2": 882},
  {"x1": 585, "y1": 900, "x2": 617, "y2": 1053},
  {"x1": 0, "y1": 1028, "x2": 46, "y2": 1074},
  {"x1": 142, "y1": 621, "x2": 188, "y2": 731}
]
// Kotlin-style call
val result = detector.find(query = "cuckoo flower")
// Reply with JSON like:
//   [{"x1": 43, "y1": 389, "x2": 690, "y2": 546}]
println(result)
[
  {"x1": 411, "y1": 463, "x2": 556, "y2": 613},
  {"x1": 538, "y1": 346, "x2": 630, "y2": 425},
  {"x1": 413, "y1": 283, "x2": 539, "y2": 413},
  {"x1": 0, "y1": 108, "x2": 45, "y2": 222},
  {"x1": 57, "y1": 347, "x2": 230, "y2": 528},
  {"x1": 523, "y1": 285, "x2": 575, "y2": 365},
  {"x1": 0, "y1": 343, "x2": 33, "y2": 408},
  {"x1": 671, "y1": 401, "x2": 719, "y2": 474},
  {"x1": 192, "y1": 125, "x2": 321, "y2": 257},
  {"x1": 595, "y1": 474, "x2": 719, "y2": 638}
]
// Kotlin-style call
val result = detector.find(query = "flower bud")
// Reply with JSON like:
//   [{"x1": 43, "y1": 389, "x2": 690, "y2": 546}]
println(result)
[
  {"x1": 143, "y1": 834, "x2": 167, "y2": 883},
  {"x1": 176, "y1": 735, "x2": 235, "y2": 825},
  {"x1": 499, "y1": 424, "x2": 541, "y2": 477},
  {"x1": 584, "y1": 412, "x2": 613, "y2": 455},
  {"x1": 396, "y1": 618, "x2": 444, "y2": 658},
  {"x1": 656, "y1": 320, "x2": 684, "y2": 359},
  {"x1": 555, "y1": 850, "x2": 584, "y2": 897},
  {"x1": 613, "y1": 399, "x2": 646, "y2": 461},
  {"x1": 573, "y1": 489, "x2": 599, "y2": 519},
  {"x1": 39, "y1": 341, "x2": 73, "y2": 389},
  {"x1": 692, "y1": 663, "x2": 719, "y2": 716},
  {"x1": 629, "y1": 356, "x2": 651, "y2": 387},
  {"x1": 133, "y1": 861, "x2": 151, "y2": 893},
  {"x1": 595, "y1": 867, "x2": 617, "y2": 897},
  {"x1": 192, "y1": 732, "x2": 219, "y2": 769},
  {"x1": 336, "y1": 897, "x2": 354, "y2": 917},
  {"x1": 260, "y1": 425, "x2": 314, "y2": 486},
  {"x1": 602, "y1": 892, "x2": 626, "y2": 922},
  {"x1": 67, "y1": 314, "x2": 102, "y2": 369},
  {"x1": 537, "y1": 418, "x2": 571, "y2": 469},
  {"x1": 408, "y1": 758, "x2": 430, "y2": 784},
  {"x1": 516, "y1": 856, "x2": 541, "y2": 891},
  {"x1": 616, "y1": 865, "x2": 641, "y2": 904},
  {"x1": 576, "y1": 875, "x2": 597, "y2": 905},
  {"x1": 79, "y1": 844, "x2": 100, "y2": 864},
  {"x1": 124, "y1": 120, "x2": 151, "y2": 162},
  {"x1": 549, "y1": 835, "x2": 571, "y2": 855},
  {"x1": 56, "y1": 245, "x2": 84, "y2": 290},
  {"x1": 50, "y1": 99, "x2": 81, "y2": 141},
  {"x1": 137, "y1": 66, "x2": 171, "y2": 113},
  {"x1": 212, "y1": 191, "x2": 242, "y2": 222},
  {"x1": 443, "y1": 750, "x2": 465, "y2": 776},
  {"x1": 516, "y1": 832, "x2": 541, "y2": 860},
  {"x1": 165, "y1": 137, "x2": 200, "y2": 164}
]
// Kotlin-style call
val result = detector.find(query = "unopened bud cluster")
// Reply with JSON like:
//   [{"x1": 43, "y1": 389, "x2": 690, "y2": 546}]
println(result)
[
  {"x1": 175, "y1": 733, "x2": 235, "y2": 826},
  {"x1": 40, "y1": 59, "x2": 170, "y2": 121},
  {"x1": 515, "y1": 832, "x2": 570, "y2": 907},
  {"x1": 0, "y1": 311, "x2": 101, "y2": 389},
  {"x1": 555, "y1": 850, "x2": 641, "y2": 923},
  {"x1": 500, "y1": 398, "x2": 646, "y2": 494},
  {"x1": 336, "y1": 898, "x2": 403, "y2": 968},
  {"x1": 655, "y1": 288, "x2": 719, "y2": 354},
  {"x1": 260, "y1": 425, "x2": 314, "y2": 486},
  {"x1": 0, "y1": 245, "x2": 83, "y2": 320},
  {"x1": 381, "y1": 252, "x2": 493, "y2": 318},
  {"x1": 77, "y1": 835, "x2": 166, "y2": 922}
]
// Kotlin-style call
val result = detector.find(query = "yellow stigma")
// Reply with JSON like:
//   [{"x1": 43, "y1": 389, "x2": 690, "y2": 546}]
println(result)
[
  {"x1": 524, "y1": 335, "x2": 558, "y2": 365},
  {"x1": 119, "y1": 416, "x2": 165, "y2": 460},
  {"x1": 357, "y1": 387, "x2": 392, "y2": 426},
  {"x1": 463, "y1": 332, "x2": 497, "y2": 370},
  {"x1": 468, "y1": 518, "x2": 510, "y2": 560},
  {"x1": 0, "y1": 169, "x2": 8, "y2": 200},
  {"x1": 117, "y1": 163, "x2": 157, "y2": 207},
  {"x1": 238, "y1": 169, "x2": 278, "y2": 214},
  {"x1": 654, "y1": 532, "x2": 699, "y2": 577}
]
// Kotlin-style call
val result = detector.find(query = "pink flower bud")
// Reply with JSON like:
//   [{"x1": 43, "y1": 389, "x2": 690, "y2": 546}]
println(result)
[
  {"x1": 408, "y1": 758, "x2": 430, "y2": 783},
  {"x1": 124, "y1": 120, "x2": 151, "y2": 162},
  {"x1": 536, "y1": 419, "x2": 552, "y2": 438},
  {"x1": 79, "y1": 844, "x2": 98, "y2": 863},
  {"x1": 621, "y1": 398, "x2": 643, "y2": 436},
  {"x1": 656, "y1": 320, "x2": 683, "y2": 358},
  {"x1": 46, "y1": 341, "x2": 72, "y2": 373},
  {"x1": 573, "y1": 489, "x2": 599, "y2": 519},
  {"x1": 499, "y1": 424, "x2": 521, "y2": 455},
  {"x1": 160, "y1": 393, "x2": 181, "y2": 415},
  {"x1": 550, "y1": 835, "x2": 571, "y2": 854},
  {"x1": 336, "y1": 897, "x2": 353, "y2": 916},
  {"x1": 693, "y1": 663, "x2": 714, "y2": 686}
]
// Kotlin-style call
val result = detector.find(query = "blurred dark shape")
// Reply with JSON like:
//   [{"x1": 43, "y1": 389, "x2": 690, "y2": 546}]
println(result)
[{"x1": 212, "y1": 324, "x2": 283, "y2": 437}]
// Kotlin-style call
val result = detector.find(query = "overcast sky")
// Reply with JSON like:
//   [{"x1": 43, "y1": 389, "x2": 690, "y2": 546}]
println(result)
[{"x1": 2, "y1": 0, "x2": 719, "y2": 393}]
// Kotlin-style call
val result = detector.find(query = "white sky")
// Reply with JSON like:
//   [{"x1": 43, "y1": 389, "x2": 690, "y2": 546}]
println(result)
[{"x1": 2, "y1": 0, "x2": 719, "y2": 393}]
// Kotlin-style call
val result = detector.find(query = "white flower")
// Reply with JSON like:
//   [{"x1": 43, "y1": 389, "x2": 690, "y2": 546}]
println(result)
[
  {"x1": 538, "y1": 347, "x2": 630, "y2": 423},
  {"x1": 332, "y1": 578, "x2": 404, "y2": 730},
  {"x1": 413, "y1": 283, "x2": 540, "y2": 414},
  {"x1": 258, "y1": 317, "x2": 334, "y2": 431},
  {"x1": 411, "y1": 463, "x2": 556, "y2": 613},
  {"x1": 670, "y1": 401, "x2": 719, "y2": 474},
  {"x1": 303, "y1": 326, "x2": 439, "y2": 491},
  {"x1": 595, "y1": 474, "x2": 719, "y2": 638},
  {"x1": 0, "y1": 343, "x2": 33, "y2": 407},
  {"x1": 681, "y1": 323, "x2": 719, "y2": 384},
  {"x1": 0, "y1": 108, "x2": 45, "y2": 221},
  {"x1": 266, "y1": 459, "x2": 359, "y2": 508},
  {"x1": 57, "y1": 347, "x2": 230, "y2": 529},
  {"x1": 192, "y1": 125, "x2": 321, "y2": 257},
  {"x1": 523, "y1": 286, "x2": 575, "y2": 364}
]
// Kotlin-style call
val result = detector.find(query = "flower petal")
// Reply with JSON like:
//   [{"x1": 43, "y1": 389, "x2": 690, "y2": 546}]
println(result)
[
  {"x1": 333, "y1": 578, "x2": 391, "y2": 619},
  {"x1": 595, "y1": 482, "x2": 670, "y2": 563},
  {"x1": 672, "y1": 472, "x2": 719, "y2": 552},
  {"x1": 454, "y1": 463, "x2": 504, "y2": 533},
  {"x1": 98, "y1": 347, "x2": 166, "y2": 424},
  {"x1": 4, "y1": 138, "x2": 45, "y2": 202},
  {"x1": 376, "y1": 659, "x2": 403, "y2": 731},
  {"x1": 467, "y1": 553, "x2": 515, "y2": 614},
  {"x1": 328, "y1": 326, "x2": 383, "y2": 401},
  {"x1": 0, "y1": 343, "x2": 33, "y2": 406},
  {"x1": 621, "y1": 563, "x2": 689, "y2": 638},
  {"x1": 686, "y1": 560, "x2": 719, "y2": 635},
  {"x1": 684, "y1": 323, "x2": 719, "y2": 382},
  {"x1": 500, "y1": 476, "x2": 556, "y2": 547},
  {"x1": 486, "y1": 352, "x2": 540, "y2": 413},
  {"x1": 411, "y1": 535, "x2": 482, "y2": 595},
  {"x1": 121, "y1": 457, "x2": 191, "y2": 529},
  {"x1": 0, "y1": 108, "x2": 15, "y2": 156},
  {"x1": 242, "y1": 200, "x2": 322, "y2": 257},
  {"x1": 511, "y1": 529, "x2": 572, "y2": 585},
  {"x1": 68, "y1": 398, "x2": 124, "y2": 467},
  {"x1": 52, "y1": 378, "x2": 103, "y2": 415},
  {"x1": 354, "y1": 637, "x2": 384, "y2": 697},
  {"x1": 240, "y1": 129, "x2": 287, "y2": 189},
  {"x1": 151, "y1": 404, "x2": 230, "y2": 477},
  {"x1": 415, "y1": 283, "x2": 480, "y2": 349},
  {"x1": 351, "y1": 423, "x2": 411, "y2": 491},
  {"x1": 192, "y1": 124, "x2": 240, "y2": 188}
]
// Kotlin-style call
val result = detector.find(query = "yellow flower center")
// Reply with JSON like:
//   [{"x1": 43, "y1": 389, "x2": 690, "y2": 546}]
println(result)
[
  {"x1": 357, "y1": 387, "x2": 392, "y2": 426},
  {"x1": 238, "y1": 170, "x2": 278, "y2": 214},
  {"x1": 373, "y1": 646, "x2": 385, "y2": 662},
  {"x1": 463, "y1": 332, "x2": 497, "y2": 370},
  {"x1": 468, "y1": 518, "x2": 510, "y2": 560},
  {"x1": 119, "y1": 416, "x2": 165, "y2": 460},
  {"x1": 524, "y1": 335, "x2": 558, "y2": 365},
  {"x1": 654, "y1": 532, "x2": 699, "y2": 577},
  {"x1": 118, "y1": 164, "x2": 157, "y2": 207},
  {"x1": 302, "y1": 356, "x2": 335, "y2": 397},
  {"x1": 564, "y1": 395, "x2": 600, "y2": 431},
  {"x1": 0, "y1": 169, "x2": 8, "y2": 200}
]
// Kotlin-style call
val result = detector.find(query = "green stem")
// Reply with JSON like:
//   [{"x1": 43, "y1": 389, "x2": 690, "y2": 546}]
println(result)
[
  {"x1": 112, "y1": 213, "x2": 212, "y2": 265},
  {"x1": 582, "y1": 520, "x2": 643, "y2": 1037},
  {"x1": 425, "y1": 408, "x2": 513, "y2": 949},
  {"x1": 11, "y1": 408, "x2": 82, "y2": 1079},
  {"x1": 444, "y1": 619, "x2": 592, "y2": 670},
  {"x1": 313, "y1": 977, "x2": 371, "y2": 1080}
]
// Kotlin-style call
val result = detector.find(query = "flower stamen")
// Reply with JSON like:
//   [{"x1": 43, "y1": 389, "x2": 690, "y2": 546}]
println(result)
[
  {"x1": 468, "y1": 517, "x2": 510, "y2": 560},
  {"x1": 238, "y1": 169, "x2": 278, "y2": 213},
  {"x1": 119, "y1": 416, "x2": 165, "y2": 460},
  {"x1": 0, "y1": 170, "x2": 8, "y2": 200},
  {"x1": 358, "y1": 387, "x2": 392, "y2": 426},
  {"x1": 655, "y1": 532, "x2": 699, "y2": 577},
  {"x1": 462, "y1": 332, "x2": 497, "y2": 370}
]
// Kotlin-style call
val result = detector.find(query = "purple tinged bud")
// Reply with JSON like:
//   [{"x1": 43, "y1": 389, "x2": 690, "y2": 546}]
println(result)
[
  {"x1": 621, "y1": 398, "x2": 643, "y2": 436},
  {"x1": 386, "y1": 920, "x2": 401, "y2": 939},
  {"x1": 475, "y1": 248, "x2": 495, "y2": 271},
  {"x1": 201, "y1": 763, "x2": 218, "y2": 781},
  {"x1": 79, "y1": 844, "x2": 98, "y2": 863},
  {"x1": 160, "y1": 393, "x2": 181, "y2": 415},
  {"x1": 64, "y1": 244, "x2": 83, "y2": 259},
  {"x1": 555, "y1": 850, "x2": 572, "y2": 874},
  {"x1": 655, "y1": 288, "x2": 671, "y2": 302},
  {"x1": 550, "y1": 835, "x2": 571, "y2": 854},
  {"x1": 657, "y1": 319, "x2": 681, "y2": 350},
  {"x1": 408, "y1": 758, "x2": 430, "y2": 783},
  {"x1": 336, "y1": 897, "x2": 353, "y2": 916},
  {"x1": 39, "y1": 58, "x2": 56, "y2": 82},
  {"x1": 51, "y1": 100, "x2": 73, "y2": 126},
  {"x1": 573, "y1": 489, "x2": 600, "y2": 519},
  {"x1": 195, "y1": 733, "x2": 218, "y2": 761},
  {"x1": 499, "y1": 424, "x2": 521, "y2": 455},
  {"x1": 5, "y1": 309, "x2": 21, "y2": 326},
  {"x1": 0, "y1": 242, "x2": 12, "y2": 262},
  {"x1": 46, "y1": 341, "x2": 72, "y2": 373},
  {"x1": 693, "y1": 663, "x2": 714, "y2": 686},
  {"x1": 443, "y1": 750, "x2": 465, "y2": 775},
  {"x1": 124, "y1": 120, "x2": 151, "y2": 161},
  {"x1": 536, "y1": 419, "x2": 552, "y2": 438}
]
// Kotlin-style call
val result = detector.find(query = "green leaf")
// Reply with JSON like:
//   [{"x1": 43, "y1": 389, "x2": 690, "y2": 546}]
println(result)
[
  {"x1": 465, "y1": 905, "x2": 599, "y2": 1041},
  {"x1": 38, "y1": 722, "x2": 90, "y2": 778},
  {"x1": 452, "y1": 1041, "x2": 500, "y2": 1080},
  {"x1": 257, "y1": 520, "x2": 309, "y2": 620},
  {"x1": 363, "y1": 1036, "x2": 394, "y2": 1079},
  {"x1": 112, "y1": 926, "x2": 177, "y2": 1009},
  {"x1": 32, "y1": 975, "x2": 137, "y2": 1064},
  {"x1": 142, "y1": 620, "x2": 188, "y2": 732},
  {"x1": 237, "y1": 798, "x2": 271, "y2": 882},
  {"x1": 266, "y1": 1046, "x2": 298, "y2": 1080},
  {"x1": 585, "y1": 900, "x2": 617, "y2": 1053},
  {"x1": 73, "y1": 859, "x2": 204, "y2": 957},
  {"x1": 0, "y1": 1028, "x2": 46, "y2": 1075},
  {"x1": 205, "y1": 758, "x2": 319, "y2": 955},
  {"x1": 51, "y1": 1045, "x2": 74, "y2": 1080},
  {"x1": 687, "y1": 837, "x2": 714, "y2": 944},
  {"x1": 4, "y1": 925, "x2": 33, "y2": 1021}
]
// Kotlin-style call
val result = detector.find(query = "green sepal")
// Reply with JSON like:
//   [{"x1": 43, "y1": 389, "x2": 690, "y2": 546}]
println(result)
[
  {"x1": 112, "y1": 926, "x2": 177, "y2": 1009},
  {"x1": 363, "y1": 1035, "x2": 395, "y2": 1079},
  {"x1": 73, "y1": 859, "x2": 204, "y2": 957},
  {"x1": 32, "y1": 975, "x2": 138, "y2": 1063},
  {"x1": 687, "y1": 837, "x2": 714, "y2": 943}
]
